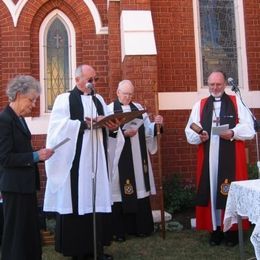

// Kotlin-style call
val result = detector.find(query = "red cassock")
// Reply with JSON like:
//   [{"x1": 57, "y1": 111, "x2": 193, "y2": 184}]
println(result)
[{"x1": 195, "y1": 95, "x2": 249, "y2": 231}]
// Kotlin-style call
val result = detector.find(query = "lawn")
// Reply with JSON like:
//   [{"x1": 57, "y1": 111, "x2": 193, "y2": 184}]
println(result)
[{"x1": 42, "y1": 222, "x2": 256, "y2": 259}]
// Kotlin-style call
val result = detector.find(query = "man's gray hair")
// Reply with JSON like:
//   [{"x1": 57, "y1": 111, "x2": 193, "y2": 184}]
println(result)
[
  {"x1": 6, "y1": 75, "x2": 41, "y2": 102},
  {"x1": 117, "y1": 79, "x2": 134, "y2": 91},
  {"x1": 75, "y1": 65, "x2": 84, "y2": 78}
]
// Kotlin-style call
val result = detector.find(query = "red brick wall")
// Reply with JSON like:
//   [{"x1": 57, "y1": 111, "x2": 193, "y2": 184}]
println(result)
[
  {"x1": 151, "y1": 0, "x2": 197, "y2": 92},
  {"x1": 244, "y1": 1, "x2": 260, "y2": 91},
  {"x1": 120, "y1": 0, "x2": 151, "y2": 10},
  {"x1": 107, "y1": 1, "x2": 122, "y2": 100}
]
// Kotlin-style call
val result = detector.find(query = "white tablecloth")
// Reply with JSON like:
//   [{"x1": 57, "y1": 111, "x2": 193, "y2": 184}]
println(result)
[{"x1": 224, "y1": 179, "x2": 260, "y2": 259}]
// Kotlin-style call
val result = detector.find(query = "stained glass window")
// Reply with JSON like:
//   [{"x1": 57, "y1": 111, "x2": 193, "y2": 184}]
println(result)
[
  {"x1": 199, "y1": 0, "x2": 237, "y2": 85},
  {"x1": 45, "y1": 18, "x2": 70, "y2": 111}
]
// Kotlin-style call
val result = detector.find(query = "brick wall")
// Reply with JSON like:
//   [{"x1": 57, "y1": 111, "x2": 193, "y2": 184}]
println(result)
[
  {"x1": 120, "y1": 0, "x2": 151, "y2": 10},
  {"x1": 107, "y1": 1, "x2": 122, "y2": 100},
  {"x1": 151, "y1": 0, "x2": 197, "y2": 92},
  {"x1": 244, "y1": 1, "x2": 260, "y2": 91}
]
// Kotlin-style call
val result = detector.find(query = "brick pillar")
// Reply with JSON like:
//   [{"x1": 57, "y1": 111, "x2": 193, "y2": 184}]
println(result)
[
  {"x1": 107, "y1": 1, "x2": 122, "y2": 100},
  {"x1": 108, "y1": 0, "x2": 162, "y2": 209},
  {"x1": 120, "y1": 0, "x2": 151, "y2": 10}
]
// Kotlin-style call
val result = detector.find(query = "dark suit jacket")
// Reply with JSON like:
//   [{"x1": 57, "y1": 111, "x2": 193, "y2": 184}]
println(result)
[{"x1": 0, "y1": 105, "x2": 40, "y2": 193}]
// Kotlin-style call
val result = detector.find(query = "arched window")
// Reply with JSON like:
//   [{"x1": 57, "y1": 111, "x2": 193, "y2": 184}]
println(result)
[
  {"x1": 40, "y1": 11, "x2": 76, "y2": 115},
  {"x1": 45, "y1": 17, "x2": 70, "y2": 111}
]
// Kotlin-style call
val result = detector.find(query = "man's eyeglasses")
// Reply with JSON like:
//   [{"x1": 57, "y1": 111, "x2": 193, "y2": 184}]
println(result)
[
  {"x1": 88, "y1": 77, "x2": 99, "y2": 83},
  {"x1": 119, "y1": 90, "x2": 133, "y2": 97}
]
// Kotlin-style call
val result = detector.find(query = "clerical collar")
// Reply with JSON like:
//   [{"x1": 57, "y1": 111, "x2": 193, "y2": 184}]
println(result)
[
  {"x1": 76, "y1": 87, "x2": 92, "y2": 96},
  {"x1": 118, "y1": 99, "x2": 132, "y2": 106},
  {"x1": 213, "y1": 97, "x2": 221, "y2": 102}
]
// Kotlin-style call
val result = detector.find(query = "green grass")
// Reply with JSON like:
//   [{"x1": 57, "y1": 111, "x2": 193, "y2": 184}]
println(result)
[{"x1": 42, "y1": 229, "x2": 256, "y2": 260}]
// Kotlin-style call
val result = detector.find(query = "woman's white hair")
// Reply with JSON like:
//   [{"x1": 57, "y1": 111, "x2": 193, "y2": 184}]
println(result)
[{"x1": 6, "y1": 75, "x2": 41, "y2": 102}]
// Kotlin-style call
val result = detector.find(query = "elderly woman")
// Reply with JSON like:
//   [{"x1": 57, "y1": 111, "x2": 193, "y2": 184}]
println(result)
[{"x1": 0, "y1": 75, "x2": 54, "y2": 260}]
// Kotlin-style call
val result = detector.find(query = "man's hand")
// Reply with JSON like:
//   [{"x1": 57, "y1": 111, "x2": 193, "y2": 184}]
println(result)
[
  {"x1": 37, "y1": 148, "x2": 54, "y2": 161},
  {"x1": 199, "y1": 130, "x2": 209, "y2": 143},
  {"x1": 124, "y1": 128, "x2": 138, "y2": 137},
  {"x1": 220, "y1": 129, "x2": 234, "y2": 140},
  {"x1": 154, "y1": 115, "x2": 163, "y2": 125},
  {"x1": 104, "y1": 118, "x2": 121, "y2": 131}
]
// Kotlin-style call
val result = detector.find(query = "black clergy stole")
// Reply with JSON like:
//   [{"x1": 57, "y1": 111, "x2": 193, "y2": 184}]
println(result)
[
  {"x1": 196, "y1": 93, "x2": 237, "y2": 209},
  {"x1": 113, "y1": 99, "x2": 151, "y2": 213},
  {"x1": 68, "y1": 87, "x2": 107, "y2": 214}
]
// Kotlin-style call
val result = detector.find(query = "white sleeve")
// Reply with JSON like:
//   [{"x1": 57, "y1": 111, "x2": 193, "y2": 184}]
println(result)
[
  {"x1": 45, "y1": 93, "x2": 81, "y2": 193},
  {"x1": 232, "y1": 96, "x2": 256, "y2": 140},
  {"x1": 96, "y1": 94, "x2": 110, "y2": 116},
  {"x1": 185, "y1": 101, "x2": 203, "y2": 145}
]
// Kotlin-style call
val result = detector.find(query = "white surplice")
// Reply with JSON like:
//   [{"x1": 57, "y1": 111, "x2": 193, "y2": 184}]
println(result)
[
  {"x1": 185, "y1": 94, "x2": 255, "y2": 230},
  {"x1": 107, "y1": 102, "x2": 156, "y2": 203},
  {"x1": 44, "y1": 93, "x2": 112, "y2": 215}
]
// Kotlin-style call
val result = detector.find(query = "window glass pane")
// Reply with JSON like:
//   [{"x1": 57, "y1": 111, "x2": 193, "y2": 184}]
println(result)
[
  {"x1": 199, "y1": 0, "x2": 237, "y2": 85},
  {"x1": 45, "y1": 18, "x2": 69, "y2": 111}
]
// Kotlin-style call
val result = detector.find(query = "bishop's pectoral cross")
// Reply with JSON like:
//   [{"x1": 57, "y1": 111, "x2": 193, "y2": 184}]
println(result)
[{"x1": 213, "y1": 116, "x2": 220, "y2": 126}]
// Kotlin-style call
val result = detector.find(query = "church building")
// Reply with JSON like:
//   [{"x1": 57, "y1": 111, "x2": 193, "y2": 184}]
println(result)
[{"x1": 0, "y1": 0, "x2": 259, "y2": 209}]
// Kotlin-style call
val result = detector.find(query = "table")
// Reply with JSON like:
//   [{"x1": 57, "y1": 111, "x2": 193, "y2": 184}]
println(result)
[{"x1": 224, "y1": 179, "x2": 260, "y2": 260}]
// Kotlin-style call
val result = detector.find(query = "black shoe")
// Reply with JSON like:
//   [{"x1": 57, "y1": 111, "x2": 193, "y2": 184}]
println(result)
[
  {"x1": 113, "y1": 235, "x2": 125, "y2": 242},
  {"x1": 225, "y1": 230, "x2": 238, "y2": 247},
  {"x1": 209, "y1": 228, "x2": 224, "y2": 246},
  {"x1": 97, "y1": 253, "x2": 113, "y2": 260}
]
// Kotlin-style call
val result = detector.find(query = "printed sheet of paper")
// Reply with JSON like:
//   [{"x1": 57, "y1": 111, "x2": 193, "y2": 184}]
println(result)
[
  {"x1": 212, "y1": 124, "x2": 229, "y2": 135},
  {"x1": 122, "y1": 118, "x2": 143, "y2": 131},
  {"x1": 51, "y1": 137, "x2": 71, "y2": 150}
]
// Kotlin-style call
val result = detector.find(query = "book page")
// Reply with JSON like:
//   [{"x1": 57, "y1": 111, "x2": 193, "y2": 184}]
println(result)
[
  {"x1": 212, "y1": 124, "x2": 229, "y2": 135},
  {"x1": 122, "y1": 118, "x2": 143, "y2": 131},
  {"x1": 92, "y1": 110, "x2": 146, "y2": 129}
]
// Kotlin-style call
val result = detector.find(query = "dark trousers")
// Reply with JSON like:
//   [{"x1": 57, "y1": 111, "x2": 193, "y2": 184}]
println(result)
[{"x1": 1, "y1": 192, "x2": 42, "y2": 260}]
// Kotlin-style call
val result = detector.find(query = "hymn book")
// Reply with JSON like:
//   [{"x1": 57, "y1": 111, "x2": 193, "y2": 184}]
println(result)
[{"x1": 92, "y1": 110, "x2": 147, "y2": 129}]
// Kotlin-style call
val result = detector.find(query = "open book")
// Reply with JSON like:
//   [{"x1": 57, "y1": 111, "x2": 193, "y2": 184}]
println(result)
[{"x1": 92, "y1": 110, "x2": 146, "y2": 129}]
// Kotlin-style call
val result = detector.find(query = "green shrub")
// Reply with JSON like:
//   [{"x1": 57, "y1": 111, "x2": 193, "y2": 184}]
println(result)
[
  {"x1": 163, "y1": 164, "x2": 258, "y2": 215},
  {"x1": 163, "y1": 174, "x2": 196, "y2": 214},
  {"x1": 248, "y1": 163, "x2": 259, "y2": 179}
]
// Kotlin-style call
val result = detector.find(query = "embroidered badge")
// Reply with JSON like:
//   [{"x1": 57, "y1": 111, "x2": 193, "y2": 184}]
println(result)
[
  {"x1": 220, "y1": 179, "x2": 230, "y2": 196},
  {"x1": 124, "y1": 179, "x2": 134, "y2": 195}
]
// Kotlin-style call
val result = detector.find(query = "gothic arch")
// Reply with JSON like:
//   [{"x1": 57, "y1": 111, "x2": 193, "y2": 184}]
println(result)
[
  {"x1": 39, "y1": 9, "x2": 76, "y2": 115},
  {"x1": 2, "y1": 0, "x2": 107, "y2": 34}
]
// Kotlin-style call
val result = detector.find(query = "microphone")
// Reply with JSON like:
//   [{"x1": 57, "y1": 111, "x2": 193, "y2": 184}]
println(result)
[
  {"x1": 85, "y1": 82, "x2": 95, "y2": 95},
  {"x1": 86, "y1": 82, "x2": 94, "y2": 89},
  {"x1": 228, "y1": 77, "x2": 239, "y2": 93}
]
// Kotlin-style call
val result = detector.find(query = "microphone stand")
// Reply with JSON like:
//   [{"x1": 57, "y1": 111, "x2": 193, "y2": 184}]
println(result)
[
  {"x1": 232, "y1": 86, "x2": 260, "y2": 178},
  {"x1": 89, "y1": 88, "x2": 98, "y2": 260}
]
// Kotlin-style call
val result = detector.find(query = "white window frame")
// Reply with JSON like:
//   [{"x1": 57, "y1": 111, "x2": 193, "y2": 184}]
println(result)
[
  {"x1": 194, "y1": 0, "x2": 248, "y2": 91},
  {"x1": 39, "y1": 10, "x2": 76, "y2": 116}
]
